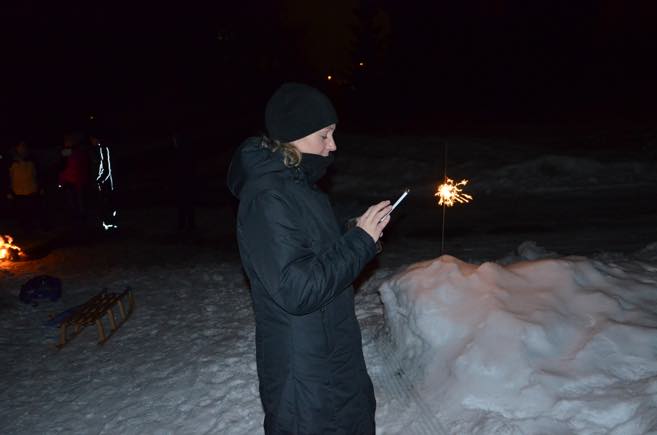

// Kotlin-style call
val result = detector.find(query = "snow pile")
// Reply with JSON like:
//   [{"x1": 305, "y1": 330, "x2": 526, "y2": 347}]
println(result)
[{"x1": 379, "y1": 246, "x2": 657, "y2": 434}]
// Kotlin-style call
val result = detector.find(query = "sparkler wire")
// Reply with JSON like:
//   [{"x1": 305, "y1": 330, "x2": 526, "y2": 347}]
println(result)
[{"x1": 441, "y1": 142, "x2": 447, "y2": 254}]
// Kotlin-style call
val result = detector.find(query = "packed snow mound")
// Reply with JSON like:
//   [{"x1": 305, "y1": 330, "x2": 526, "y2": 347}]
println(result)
[{"x1": 379, "y1": 250, "x2": 657, "y2": 434}]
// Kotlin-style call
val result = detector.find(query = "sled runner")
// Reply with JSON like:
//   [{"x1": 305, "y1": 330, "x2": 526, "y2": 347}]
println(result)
[{"x1": 57, "y1": 287, "x2": 135, "y2": 348}]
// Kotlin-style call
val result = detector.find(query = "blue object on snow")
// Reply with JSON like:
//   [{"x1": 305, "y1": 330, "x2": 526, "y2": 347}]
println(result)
[
  {"x1": 19, "y1": 275, "x2": 62, "y2": 306},
  {"x1": 44, "y1": 305, "x2": 81, "y2": 327}
]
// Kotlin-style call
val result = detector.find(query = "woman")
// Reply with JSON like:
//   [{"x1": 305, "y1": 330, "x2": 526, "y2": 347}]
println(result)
[{"x1": 227, "y1": 83, "x2": 391, "y2": 434}]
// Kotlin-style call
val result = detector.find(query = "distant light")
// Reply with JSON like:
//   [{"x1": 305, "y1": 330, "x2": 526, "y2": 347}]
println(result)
[
  {"x1": 89, "y1": 115, "x2": 95, "y2": 120},
  {"x1": 327, "y1": 75, "x2": 332, "y2": 81},
  {"x1": 359, "y1": 62, "x2": 365, "y2": 67}
]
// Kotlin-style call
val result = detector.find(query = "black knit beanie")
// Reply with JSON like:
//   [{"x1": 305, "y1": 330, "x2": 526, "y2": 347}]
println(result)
[{"x1": 265, "y1": 83, "x2": 338, "y2": 143}]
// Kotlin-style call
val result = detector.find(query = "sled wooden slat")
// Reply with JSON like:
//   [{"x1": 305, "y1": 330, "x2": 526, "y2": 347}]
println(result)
[{"x1": 57, "y1": 288, "x2": 134, "y2": 349}]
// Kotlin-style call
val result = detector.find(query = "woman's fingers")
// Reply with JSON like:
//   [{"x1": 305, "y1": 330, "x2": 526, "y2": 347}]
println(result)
[
  {"x1": 369, "y1": 200, "x2": 390, "y2": 219},
  {"x1": 376, "y1": 215, "x2": 389, "y2": 237},
  {"x1": 356, "y1": 201, "x2": 393, "y2": 242},
  {"x1": 374, "y1": 204, "x2": 393, "y2": 225},
  {"x1": 360, "y1": 202, "x2": 385, "y2": 224},
  {"x1": 375, "y1": 200, "x2": 391, "y2": 212}
]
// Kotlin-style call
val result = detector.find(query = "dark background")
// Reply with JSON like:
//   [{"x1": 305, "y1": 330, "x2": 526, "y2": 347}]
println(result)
[
  {"x1": 1, "y1": 1, "x2": 656, "y2": 260},
  {"x1": 3, "y1": 1, "x2": 657, "y2": 144}
]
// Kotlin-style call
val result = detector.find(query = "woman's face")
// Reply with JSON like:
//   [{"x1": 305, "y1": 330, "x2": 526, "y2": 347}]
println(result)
[{"x1": 291, "y1": 124, "x2": 336, "y2": 157}]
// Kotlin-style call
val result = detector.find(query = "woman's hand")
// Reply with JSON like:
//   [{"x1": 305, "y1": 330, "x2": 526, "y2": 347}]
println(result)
[{"x1": 356, "y1": 200, "x2": 392, "y2": 242}]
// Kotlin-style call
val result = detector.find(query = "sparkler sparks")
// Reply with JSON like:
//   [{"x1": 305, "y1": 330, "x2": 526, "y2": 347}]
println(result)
[{"x1": 435, "y1": 178, "x2": 473, "y2": 207}]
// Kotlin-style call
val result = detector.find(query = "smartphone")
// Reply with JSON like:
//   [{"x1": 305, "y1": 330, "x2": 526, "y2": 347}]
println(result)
[{"x1": 380, "y1": 188, "x2": 410, "y2": 222}]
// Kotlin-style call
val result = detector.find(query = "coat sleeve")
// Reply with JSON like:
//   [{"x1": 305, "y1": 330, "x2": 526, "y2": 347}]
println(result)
[{"x1": 239, "y1": 190, "x2": 377, "y2": 316}]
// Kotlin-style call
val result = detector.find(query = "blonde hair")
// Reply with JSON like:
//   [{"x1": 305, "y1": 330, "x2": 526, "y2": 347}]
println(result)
[{"x1": 260, "y1": 136, "x2": 302, "y2": 167}]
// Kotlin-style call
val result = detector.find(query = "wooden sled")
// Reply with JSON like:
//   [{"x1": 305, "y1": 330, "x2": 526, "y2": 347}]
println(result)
[{"x1": 57, "y1": 287, "x2": 135, "y2": 349}]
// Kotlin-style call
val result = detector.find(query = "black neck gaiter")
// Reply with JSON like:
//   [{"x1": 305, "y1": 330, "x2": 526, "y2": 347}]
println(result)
[{"x1": 299, "y1": 153, "x2": 334, "y2": 184}]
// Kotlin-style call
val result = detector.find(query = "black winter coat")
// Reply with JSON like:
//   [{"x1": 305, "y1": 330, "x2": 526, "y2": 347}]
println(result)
[{"x1": 227, "y1": 137, "x2": 378, "y2": 435}]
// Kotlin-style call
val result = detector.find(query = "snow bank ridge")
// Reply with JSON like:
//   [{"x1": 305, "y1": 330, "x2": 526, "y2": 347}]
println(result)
[{"x1": 473, "y1": 154, "x2": 656, "y2": 194}]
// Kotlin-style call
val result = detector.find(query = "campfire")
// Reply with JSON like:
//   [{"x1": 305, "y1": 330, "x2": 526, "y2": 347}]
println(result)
[{"x1": 0, "y1": 235, "x2": 22, "y2": 261}]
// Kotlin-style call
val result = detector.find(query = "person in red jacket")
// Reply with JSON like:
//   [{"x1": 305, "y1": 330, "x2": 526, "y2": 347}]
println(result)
[{"x1": 58, "y1": 134, "x2": 90, "y2": 222}]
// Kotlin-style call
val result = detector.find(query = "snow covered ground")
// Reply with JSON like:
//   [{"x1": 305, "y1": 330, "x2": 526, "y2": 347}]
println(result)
[
  {"x1": 1, "y1": 130, "x2": 656, "y2": 434},
  {"x1": 1, "y1": 252, "x2": 262, "y2": 434}
]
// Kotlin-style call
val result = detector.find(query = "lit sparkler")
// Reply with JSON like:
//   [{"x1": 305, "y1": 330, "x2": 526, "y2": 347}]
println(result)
[
  {"x1": 436, "y1": 142, "x2": 473, "y2": 254},
  {"x1": 434, "y1": 178, "x2": 473, "y2": 207},
  {"x1": 0, "y1": 235, "x2": 22, "y2": 261}
]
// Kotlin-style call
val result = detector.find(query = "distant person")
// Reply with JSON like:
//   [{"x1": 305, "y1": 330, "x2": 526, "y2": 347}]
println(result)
[
  {"x1": 171, "y1": 131, "x2": 197, "y2": 231},
  {"x1": 91, "y1": 135, "x2": 117, "y2": 230},
  {"x1": 58, "y1": 134, "x2": 91, "y2": 222},
  {"x1": 227, "y1": 83, "x2": 391, "y2": 434},
  {"x1": 8, "y1": 141, "x2": 43, "y2": 232},
  {"x1": 0, "y1": 145, "x2": 9, "y2": 201}
]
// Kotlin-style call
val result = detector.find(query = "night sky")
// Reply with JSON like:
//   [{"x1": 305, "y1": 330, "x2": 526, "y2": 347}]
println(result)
[{"x1": 3, "y1": 1, "x2": 657, "y2": 142}]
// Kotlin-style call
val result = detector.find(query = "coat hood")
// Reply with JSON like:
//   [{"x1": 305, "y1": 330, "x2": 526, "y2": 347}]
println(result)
[{"x1": 227, "y1": 137, "x2": 288, "y2": 199}]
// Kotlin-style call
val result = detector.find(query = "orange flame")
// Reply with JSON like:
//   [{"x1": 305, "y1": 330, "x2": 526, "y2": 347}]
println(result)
[
  {"x1": 435, "y1": 178, "x2": 473, "y2": 207},
  {"x1": 0, "y1": 234, "x2": 22, "y2": 260}
]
